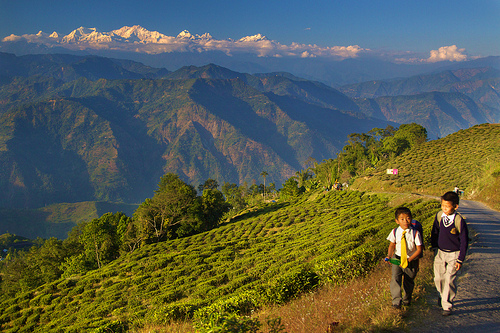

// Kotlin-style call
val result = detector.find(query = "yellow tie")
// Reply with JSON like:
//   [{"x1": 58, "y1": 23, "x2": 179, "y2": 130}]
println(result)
[{"x1": 400, "y1": 230, "x2": 408, "y2": 269}]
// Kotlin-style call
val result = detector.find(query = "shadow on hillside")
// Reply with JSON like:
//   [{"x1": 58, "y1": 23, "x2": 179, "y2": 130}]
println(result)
[
  {"x1": 95, "y1": 202, "x2": 139, "y2": 218},
  {"x1": 0, "y1": 208, "x2": 53, "y2": 239}
]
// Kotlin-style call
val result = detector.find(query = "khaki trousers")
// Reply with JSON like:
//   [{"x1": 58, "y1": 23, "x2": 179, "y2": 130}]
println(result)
[{"x1": 433, "y1": 249, "x2": 460, "y2": 311}]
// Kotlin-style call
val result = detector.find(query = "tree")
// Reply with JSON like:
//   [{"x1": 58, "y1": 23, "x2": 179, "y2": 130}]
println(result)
[
  {"x1": 79, "y1": 212, "x2": 130, "y2": 269},
  {"x1": 313, "y1": 159, "x2": 337, "y2": 190},
  {"x1": 1, "y1": 237, "x2": 68, "y2": 296},
  {"x1": 382, "y1": 123, "x2": 427, "y2": 159},
  {"x1": 294, "y1": 169, "x2": 313, "y2": 189},
  {"x1": 280, "y1": 178, "x2": 302, "y2": 199},
  {"x1": 393, "y1": 123, "x2": 428, "y2": 148},
  {"x1": 198, "y1": 178, "x2": 219, "y2": 192},
  {"x1": 221, "y1": 182, "x2": 246, "y2": 211},
  {"x1": 267, "y1": 182, "x2": 277, "y2": 196},
  {"x1": 260, "y1": 171, "x2": 268, "y2": 199},
  {"x1": 134, "y1": 173, "x2": 198, "y2": 243},
  {"x1": 201, "y1": 188, "x2": 230, "y2": 229}
]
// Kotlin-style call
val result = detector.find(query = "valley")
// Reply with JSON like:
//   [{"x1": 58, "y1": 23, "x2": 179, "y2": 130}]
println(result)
[{"x1": 0, "y1": 50, "x2": 499, "y2": 332}]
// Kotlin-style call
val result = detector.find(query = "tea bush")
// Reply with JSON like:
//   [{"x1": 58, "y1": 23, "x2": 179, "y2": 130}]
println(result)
[{"x1": 0, "y1": 189, "x2": 440, "y2": 332}]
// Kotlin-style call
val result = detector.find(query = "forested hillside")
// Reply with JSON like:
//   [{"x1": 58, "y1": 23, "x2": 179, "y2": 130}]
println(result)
[
  {"x1": 0, "y1": 59, "x2": 391, "y2": 209},
  {"x1": 339, "y1": 67, "x2": 500, "y2": 109},
  {"x1": 0, "y1": 202, "x2": 138, "y2": 240},
  {"x1": 352, "y1": 91, "x2": 498, "y2": 138},
  {"x1": 339, "y1": 67, "x2": 500, "y2": 138}
]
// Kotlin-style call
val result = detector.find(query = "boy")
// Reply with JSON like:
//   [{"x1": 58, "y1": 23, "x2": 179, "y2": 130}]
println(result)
[
  {"x1": 386, "y1": 207, "x2": 422, "y2": 308},
  {"x1": 431, "y1": 191, "x2": 469, "y2": 316}
]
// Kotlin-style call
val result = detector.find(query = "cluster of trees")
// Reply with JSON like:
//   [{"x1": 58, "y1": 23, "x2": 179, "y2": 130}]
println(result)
[
  {"x1": 0, "y1": 123, "x2": 427, "y2": 297},
  {"x1": 310, "y1": 123, "x2": 427, "y2": 190}
]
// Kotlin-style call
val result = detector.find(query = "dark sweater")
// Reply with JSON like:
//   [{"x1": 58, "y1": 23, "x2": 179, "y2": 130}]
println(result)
[{"x1": 431, "y1": 210, "x2": 469, "y2": 264}]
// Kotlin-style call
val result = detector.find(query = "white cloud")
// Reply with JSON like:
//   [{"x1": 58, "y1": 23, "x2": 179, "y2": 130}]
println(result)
[
  {"x1": 427, "y1": 45, "x2": 467, "y2": 62},
  {"x1": 2, "y1": 34, "x2": 22, "y2": 42},
  {"x1": 301, "y1": 51, "x2": 315, "y2": 58}
]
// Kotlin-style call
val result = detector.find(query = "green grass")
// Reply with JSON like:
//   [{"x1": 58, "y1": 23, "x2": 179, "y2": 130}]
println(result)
[{"x1": 0, "y1": 190, "x2": 439, "y2": 332}]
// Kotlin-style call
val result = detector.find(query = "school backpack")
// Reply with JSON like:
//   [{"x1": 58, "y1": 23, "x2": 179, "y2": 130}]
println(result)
[{"x1": 392, "y1": 219, "x2": 424, "y2": 258}]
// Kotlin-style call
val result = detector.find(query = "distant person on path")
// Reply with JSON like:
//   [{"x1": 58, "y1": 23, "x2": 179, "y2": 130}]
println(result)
[
  {"x1": 385, "y1": 207, "x2": 423, "y2": 309},
  {"x1": 431, "y1": 191, "x2": 469, "y2": 316}
]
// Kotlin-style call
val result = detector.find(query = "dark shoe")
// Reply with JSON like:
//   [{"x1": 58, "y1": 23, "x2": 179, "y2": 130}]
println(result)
[
  {"x1": 403, "y1": 300, "x2": 411, "y2": 306},
  {"x1": 442, "y1": 310, "x2": 452, "y2": 316}
]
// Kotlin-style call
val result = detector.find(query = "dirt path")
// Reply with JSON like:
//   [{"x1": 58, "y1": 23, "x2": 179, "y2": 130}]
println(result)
[{"x1": 414, "y1": 199, "x2": 500, "y2": 332}]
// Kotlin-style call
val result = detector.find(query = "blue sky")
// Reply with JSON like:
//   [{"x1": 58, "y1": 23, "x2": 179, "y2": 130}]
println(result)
[{"x1": 1, "y1": 0, "x2": 499, "y2": 59}]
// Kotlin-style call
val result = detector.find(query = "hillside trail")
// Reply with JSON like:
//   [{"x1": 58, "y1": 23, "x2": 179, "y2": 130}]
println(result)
[{"x1": 410, "y1": 199, "x2": 500, "y2": 333}]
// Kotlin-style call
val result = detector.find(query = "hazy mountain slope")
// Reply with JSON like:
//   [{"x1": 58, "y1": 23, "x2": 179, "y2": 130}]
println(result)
[
  {"x1": 340, "y1": 67, "x2": 500, "y2": 110},
  {"x1": 0, "y1": 202, "x2": 138, "y2": 239},
  {"x1": 0, "y1": 97, "x2": 163, "y2": 208},
  {"x1": 0, "y1": 75, "x2": 390, "y2": 209},
  {"x1": 0, "y1": 52, "x2": 170, "y2": 82},
  {"x1": 352, "y1": 92, "x2": 498, "y2": 138}
]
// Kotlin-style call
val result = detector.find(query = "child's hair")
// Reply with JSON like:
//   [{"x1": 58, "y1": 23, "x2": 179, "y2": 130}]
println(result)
[
  {"x1": 395, "y1": 206, "x2": 412, "y2": 219},
  {"x1": 441, "y1": 191, "x2": 460, "y2": 206}
]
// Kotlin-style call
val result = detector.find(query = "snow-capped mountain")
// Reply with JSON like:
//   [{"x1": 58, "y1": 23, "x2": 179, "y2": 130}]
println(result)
[
  {"x1": 4, "y1": 25, "x2": 231, "y2": 48},
  {"x1": 0, "y1": 25, "x2": 359, "y2": 59},
  {"x1": 62, "y1": 27, "x2": 112, "y2": 44},
  {"x1": 2, "y1": 25, "x2": 494, "y2": 86}
]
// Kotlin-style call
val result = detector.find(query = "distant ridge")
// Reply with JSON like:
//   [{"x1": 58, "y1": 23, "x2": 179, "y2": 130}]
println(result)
[
  {"x1": 2, "y1": 26, "x2": 499, "y2": 86},
  {"x1": 0, "y1": 53, "x2": 498, "y2": 210},
  {"x1": 0, "y1": 56, "x2": 392, "y2": 209}
]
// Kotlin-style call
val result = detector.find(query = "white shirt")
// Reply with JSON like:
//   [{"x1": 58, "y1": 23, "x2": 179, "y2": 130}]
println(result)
[
  {"x1": 441, "y1": 213, "x2": 456, "y2": 228},
  {"x1": 386, "y1": 226, "x2": 422, "y2": 258}
]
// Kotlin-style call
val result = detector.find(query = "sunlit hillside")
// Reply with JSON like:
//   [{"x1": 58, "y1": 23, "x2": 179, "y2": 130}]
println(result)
[
  {"x1": 352, "y1": 123, "x2": 500, "y2": 209},
  {"x1": 0, "y1": 190, "x2": 438, "y2": 332}
]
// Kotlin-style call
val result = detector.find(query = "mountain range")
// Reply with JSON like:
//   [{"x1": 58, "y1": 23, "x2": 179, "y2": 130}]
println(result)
[
  {"x1": 2, "y1": 25, "x2": 500, "y2": 86},
  {"x1": 0, "y1": 52, "x2": 498, "y2": 211}
]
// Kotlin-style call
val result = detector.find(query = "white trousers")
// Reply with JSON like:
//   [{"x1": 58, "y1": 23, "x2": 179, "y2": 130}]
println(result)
[{"x1": 433, "y1": 249, "x2": 460, "y2": 311}]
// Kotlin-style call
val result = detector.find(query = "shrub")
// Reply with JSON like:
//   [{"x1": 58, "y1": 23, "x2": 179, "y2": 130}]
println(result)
[
  {"x1": 39, "y1": 294, "x2": 53, "y2": 306},
  {"x1": 92, "y1": 320, "x2": 128, "y2": 333},
  {"x1": 194, "y1": 312, "x2": 261, "y2": 333},
  {"x1": 194, "y1": 291, "x2": 262, "y2": 321},
  {"x1": 264, "y1": 268, "x2": 319, "y2": 305},
  {"x1": 148, "y1": 299, "x2": 206, "y2": 324}
]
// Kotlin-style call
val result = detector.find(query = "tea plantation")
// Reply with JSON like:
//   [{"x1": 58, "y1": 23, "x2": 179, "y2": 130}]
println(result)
[
  {"x1": 0, "y1": 190, "x2": 439, "y2": 332},
  {"x1": 353, "y1": 123, "x2": 500, "y2": 209}
]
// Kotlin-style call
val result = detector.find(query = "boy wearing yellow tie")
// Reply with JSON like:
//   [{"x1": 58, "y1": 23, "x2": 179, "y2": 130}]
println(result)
[{"x1": 385, "y1": 207, "x2": 423, "y2": 309}]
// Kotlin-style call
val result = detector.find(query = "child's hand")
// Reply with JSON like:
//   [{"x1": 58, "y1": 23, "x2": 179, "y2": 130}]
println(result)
[{"x1": 455, "y1": 262, "x2": 462, "y2": 271}]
